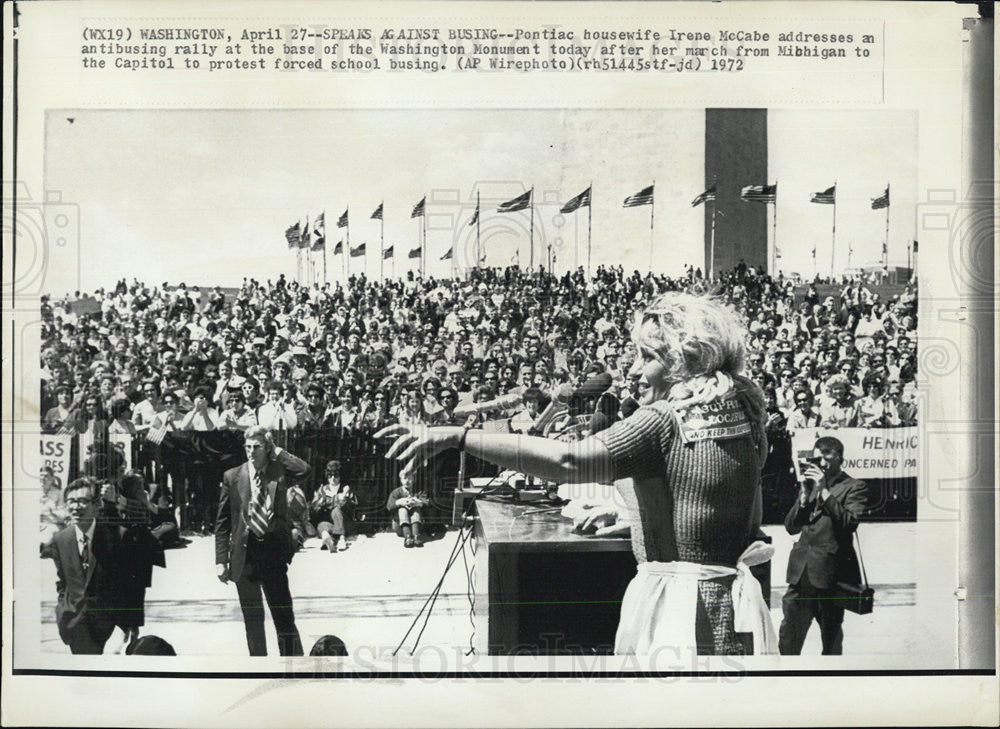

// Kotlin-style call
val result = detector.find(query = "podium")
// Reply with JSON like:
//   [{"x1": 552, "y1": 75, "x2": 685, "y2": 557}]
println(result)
[
  {"x1": 472, "y1": 499, "x2": 636, "y2": 655},
  {"x1": 470, "y1": 499, "x2": 772, "y2": 655}
]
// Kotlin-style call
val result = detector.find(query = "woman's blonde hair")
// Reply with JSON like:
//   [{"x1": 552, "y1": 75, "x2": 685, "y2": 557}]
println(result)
[
  {"x1": 632, "y1": 292, "x2": 747, "y2": 383},
  {"x1": 824, "y1": 373, "x2": 851, "y2": 395}
]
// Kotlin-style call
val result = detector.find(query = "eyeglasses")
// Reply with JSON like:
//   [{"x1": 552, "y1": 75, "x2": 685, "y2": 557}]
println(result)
[{"x1": 66, "y1": 497, "x2": 96, "y2": 507}]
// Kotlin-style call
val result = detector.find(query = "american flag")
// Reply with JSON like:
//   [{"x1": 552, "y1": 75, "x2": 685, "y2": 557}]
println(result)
[
  {"x1": 623, "y1": 184, "x2": 654, "y2": 207},
  {"x1": 411, "y1": 197, "x2": 425, "y2": 218},
  {"x1": 691, "y1": 185, "x2": 716, "y2": 207},
  {"x1": 337, "y1": 209, "x2": 349, "y2": 228},
  {"x1": 741, "y1": 184, "x2": 777, "y2": 204},
  {"x1": 810, "y1": 185, "x2": 836, "y2": 205},
  {"x1": 871, "y1": 186, "x2": 889, "y2": 210},
  {"x1": 284, "y1": 222, "x2": 301, "y2": 249},
  {"x1": 371, "y1": 203, "x2": 383, "y2": 220},
  {"x1": 560, "y1": 187, "x2": 591, "y2": 214},
  {"x1": 497, "y1": 189, "x2": 531, "y2": 213}
]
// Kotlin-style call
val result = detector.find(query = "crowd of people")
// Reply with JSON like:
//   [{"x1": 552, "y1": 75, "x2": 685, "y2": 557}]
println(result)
[
  {"x1": 37, "y1": 262, "x2": 918, "y2": 656},
  {"x1": 38, "y1": 263, "x2": 918, "y2": 535}
]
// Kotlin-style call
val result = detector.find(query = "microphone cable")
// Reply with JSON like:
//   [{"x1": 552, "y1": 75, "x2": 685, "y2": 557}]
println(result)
[{"x1": 391, "y1": 469, "x2": 503, "y2": 657}]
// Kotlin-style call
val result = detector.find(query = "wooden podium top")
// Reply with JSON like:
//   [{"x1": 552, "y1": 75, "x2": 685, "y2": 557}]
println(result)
[{"x1": 474, "y1": 499, "x2": 633, "y2": 554}]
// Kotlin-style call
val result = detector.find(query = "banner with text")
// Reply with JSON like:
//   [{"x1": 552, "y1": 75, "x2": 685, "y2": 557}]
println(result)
[
  {"x1": 39, "y1": 435, "x2": 73, "y2": 488},
  {"x1": 109, "y1": 433, "x2": 134, "y2": 473},
  {"x1": 790, "y1": 426, "x2": 918, "y2": 480}
]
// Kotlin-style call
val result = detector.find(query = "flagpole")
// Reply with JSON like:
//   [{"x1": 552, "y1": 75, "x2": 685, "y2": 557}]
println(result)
[
  {"x1": 529, "y1": 186, "x2": 535, "y2": 272},
  {"x1": 830, "y1": 182, "x2": 837, "y2": 279},
  {"x1": 772, "y1": 182, "x2": 778, "y2": 278},
  {"x1": 380, "y1": 203, "x2": 385, "y2": 282},
  {"x1": 709, "y1": 195, "x2": 717, "y2": 279},
  {"x1": 345, "y1": 208, "x2": 351, "y2": 283},
  {"x1": 305, "y1": 214, "x2": 311, "y2": 287},
  {"x1": 587, "y1": 182, "x2": 592, "y2": 277},
  {"x1": 476, "y1": 191, "x2": 481, "y2": 275},
  {"x1": 649, "y1": 179, "x2": 655, "y2": 272},
  {"x1": 323, "y1": 243, "x2": 327, "y2": 286},
  {"x1": 573, "y1": 197, "x2": 578, "y2": 273},
  {"x1": 422, "y1": 197, "x2": 427, "y2": 279},
  {"x1": 883, "y1": 183, "x2": 890, "y2": 271}
]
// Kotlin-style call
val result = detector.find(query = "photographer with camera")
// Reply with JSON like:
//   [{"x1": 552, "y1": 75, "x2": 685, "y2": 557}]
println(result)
[{"x1": 778, "y1": 436, "x2": 867, "y2": 655}]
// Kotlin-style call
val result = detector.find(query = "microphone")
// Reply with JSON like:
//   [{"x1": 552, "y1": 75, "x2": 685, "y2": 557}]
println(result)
[
  {"x1": 588, "y1": 412, "x2": 611, "y2": 435},
  {"x1": 620, "y1": 396, "x2": 640, "y2": 419},
  {"x1": 527, "y1": 383, "x2": 574, "y2": 436},
  {"x1": 568, "y1": 372, "x2": 613, "y2": 416},
  {"x1": 588, "y1": 391, "x2": 621, "y2": 434},
  {"x1": 529, "y1": 376, "x2": 613, "y2": 436}
]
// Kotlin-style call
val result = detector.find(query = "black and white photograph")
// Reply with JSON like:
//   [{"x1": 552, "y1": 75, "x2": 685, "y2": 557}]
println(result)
[
  {"x1": 29, "y1": 105, "x2": 935, "y2": 664},
  {"x1": 3, "y1": 1, "x2": 995, "y2": 727}
]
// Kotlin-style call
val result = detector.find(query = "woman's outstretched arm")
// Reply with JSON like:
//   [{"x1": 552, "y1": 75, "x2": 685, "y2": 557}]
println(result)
[{"x1": 377, "y1": 424, "x2": 614, "y2": 485}]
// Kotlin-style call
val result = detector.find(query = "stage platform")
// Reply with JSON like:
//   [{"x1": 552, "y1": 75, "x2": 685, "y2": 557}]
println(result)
[{"x1": 38, "y1": 520, "x2": 953, "y2": 665}]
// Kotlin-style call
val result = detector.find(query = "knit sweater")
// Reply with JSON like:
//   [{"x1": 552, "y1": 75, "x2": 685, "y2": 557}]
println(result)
[{"x1": 595, "y1": 389, "x2": 766, "y2": 654}]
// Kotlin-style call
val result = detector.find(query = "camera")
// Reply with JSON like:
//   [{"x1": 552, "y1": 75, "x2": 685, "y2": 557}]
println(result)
[{"x1": 798, "y1": 456, "x2": 823, "y2": 486}]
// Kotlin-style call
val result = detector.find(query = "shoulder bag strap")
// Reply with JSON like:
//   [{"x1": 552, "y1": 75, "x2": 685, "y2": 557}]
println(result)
[{"x1": 853, "y1": 528, "x2": 870, "y2": 588}]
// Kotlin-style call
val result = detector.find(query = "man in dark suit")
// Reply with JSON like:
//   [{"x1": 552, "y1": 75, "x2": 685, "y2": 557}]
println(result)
[
  {"x1": 45, "y1": 477, "x2": 125, "y2": 654},
  {"x1": 215, "y1": 426, "x2": 308, "y2": 656},
  {"x1": 779, "y1": 436, "x2": 868, "y2": 655}
]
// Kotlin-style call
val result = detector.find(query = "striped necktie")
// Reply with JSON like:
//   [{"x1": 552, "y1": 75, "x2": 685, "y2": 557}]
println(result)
[
  {"x1": 248, "y1": 471, "x2": 271, "y2": 538},
  {"x1": 80, "y1": 533, "x2": 91, "y2": 571}
]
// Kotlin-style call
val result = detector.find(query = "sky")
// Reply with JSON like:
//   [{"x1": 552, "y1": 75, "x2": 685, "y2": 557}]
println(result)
[{"x1": 42, "y1": 108, "x2": 917, "y2": 295}]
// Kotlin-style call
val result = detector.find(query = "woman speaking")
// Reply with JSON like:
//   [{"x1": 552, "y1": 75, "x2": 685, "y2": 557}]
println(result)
[{"x1": 378, "y1": 292, "x2": 776, "y2": 656}]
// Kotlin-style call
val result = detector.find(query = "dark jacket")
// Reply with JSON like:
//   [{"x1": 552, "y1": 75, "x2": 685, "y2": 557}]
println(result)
[
  {"x1": 48, "y1": 511, "x2": 123, "y2": 642},
  {"x1": 784, "y1": 470, "x2": 867, "y2": 589},
  {"x1": 215, "y1": 448, "x2": 310, "y2": 582}
]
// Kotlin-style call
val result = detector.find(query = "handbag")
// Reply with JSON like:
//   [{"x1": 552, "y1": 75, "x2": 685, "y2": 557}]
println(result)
[{"x1": 836, "y1": 530, "x2": 874, "y2": 615}]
